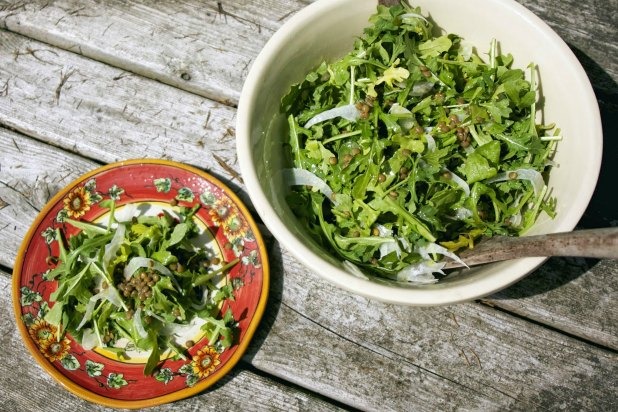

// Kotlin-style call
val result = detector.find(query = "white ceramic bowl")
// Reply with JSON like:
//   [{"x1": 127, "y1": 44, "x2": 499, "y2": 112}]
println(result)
[{"x1": 236, "y1": 0, "x2": 602, "y2": 305}]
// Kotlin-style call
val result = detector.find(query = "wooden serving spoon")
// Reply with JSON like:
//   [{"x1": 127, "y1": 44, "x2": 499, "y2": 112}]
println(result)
[{"x1": 442, "y1": 227, "x2": 618, "y2": 269}]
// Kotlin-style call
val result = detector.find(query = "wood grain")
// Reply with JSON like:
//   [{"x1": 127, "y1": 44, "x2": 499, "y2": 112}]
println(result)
[
  {"x1": 0, "y1": 0, "x2": 615, "y2": 103},
  {"x1": 3, "y1": 128, "x2": 617, "y2": 411},
  {"x1": 1, "y1": 24, "x2": 616, "y2": 352},
  {"x1": 0, "y1": 271, "x2": 345, "y2": 412},
  {"x1": 485, "y1": 257, "x2": 618, "y2": 351},
  {"x1": 269, "y1": 248, "x2": 618, "y2": 410},
  {"x1": 0, "y1": 0, "x2": 308, "y2": 105},
  {"x1": 0, "y1": 29, "x2": 249, "y2": 202},
  {"x1": 443, "y1": 228, "x2": 618, "y2": 269},
  {"x1": 0, "y1": 0, "x2": 617, "y2": 409},
  {"x1": 517, "y1": 0, "x2": 617, "y2": 94}
]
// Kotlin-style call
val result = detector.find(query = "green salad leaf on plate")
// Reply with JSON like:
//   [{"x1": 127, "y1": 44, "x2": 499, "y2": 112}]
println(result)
[
  {"x1": 281, "y1": 2, "x2": 559, "y2": 283},
  {"x1": 44, "y1": 200, "x2": 238, "y2": 375}
]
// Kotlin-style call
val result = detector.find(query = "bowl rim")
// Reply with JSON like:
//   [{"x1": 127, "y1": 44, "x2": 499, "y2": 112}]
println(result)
[
  {"x1": 237, "y1": 0, "x2": 603, "y2": 305},
  {"x1": 12, "y1": 158, "x2": 270, "y2": 408}
]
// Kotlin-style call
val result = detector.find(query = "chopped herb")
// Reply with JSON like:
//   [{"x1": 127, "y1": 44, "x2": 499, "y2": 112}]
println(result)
[
  {"x1": 281, "y1": 2, "x2": 558, "y2": 283},
  {"x1": 44, "y1": 202, "x2": 238, "y2": 374}
]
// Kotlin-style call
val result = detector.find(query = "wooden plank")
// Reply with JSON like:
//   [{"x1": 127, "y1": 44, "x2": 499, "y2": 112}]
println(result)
[
  {"x1": 268, "y1": 250, "x2": 618, "y2": 411},
  {"x1": 0, "y1": 131, "x2": 507, "y2": 410},
  {"x1": 0, "y1": 271, "x2": 345, "y2": 412},
  {"x1": 0, "y1": 1, "x2": 615, "y2": 411},
  {"x1": 0, "y1": 129, "x2": 503, "y2": 410},
  {"x1": 484, "y1": 257, "x2": 618, "y2": 351},
  {"x1": 0, "y1": 0, "x2": 311, "y2": 105},
  {"x1": 1, "y1": 28, "x2": 616, "y2": 351},
  {"x1": 0, "y1": 29, "x2": 250, "y2": 204},
  {"x1": 0, "y1": 0, "x2": 615, "y2": 106},
  {"x1": 247, "y1": 296, "x2": 504, "y2": 411},
  {"x1": 0, "y1": 132, "x2": 95, "y2": 268},
  {"x1": 517, "y1": 0, "x2": 618, "y2": 93},
  {"x1": 2, "y1": 130, "x2": 617, "y2": 410}
]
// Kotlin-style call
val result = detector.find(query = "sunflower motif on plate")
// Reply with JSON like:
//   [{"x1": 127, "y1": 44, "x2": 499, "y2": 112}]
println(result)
[{"x1": 12, "y1": 159, "x2": 269, "y2": 409}]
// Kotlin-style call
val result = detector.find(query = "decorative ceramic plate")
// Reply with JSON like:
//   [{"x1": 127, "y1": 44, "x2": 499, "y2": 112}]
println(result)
[{"x1": 12, "y1": 159, "x2": 269, "y2": 409}]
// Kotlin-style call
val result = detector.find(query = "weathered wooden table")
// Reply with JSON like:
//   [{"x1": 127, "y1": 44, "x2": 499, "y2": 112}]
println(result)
[{"x1": 0, "y1": 1, "x2": 616, "y2": 410}]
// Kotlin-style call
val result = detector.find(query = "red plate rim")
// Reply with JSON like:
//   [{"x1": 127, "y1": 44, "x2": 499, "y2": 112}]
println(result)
[{"x1": 11, "y1": 158, "x2": 270, "y2": 409}]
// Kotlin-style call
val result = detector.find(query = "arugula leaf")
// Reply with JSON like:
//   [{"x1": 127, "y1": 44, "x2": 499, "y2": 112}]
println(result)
[
  {"x1": 44, "y1": 301, "x2": 64, "y2": 341},
  {"x1": 143, "y1": 330, "x2": 160, "y2": 376},
  {"x1": 281, "y1": 1, "x2": 557, "y2": 282},
  {"x1": 45, "y1": 201, "x2": 239, "y2": 375},
  {"x1": 460, "y1": 151, "x2": 497, "y2": 184},
  {"x1": 418, "y1": 35, "x2": 452, "y2": 58}
]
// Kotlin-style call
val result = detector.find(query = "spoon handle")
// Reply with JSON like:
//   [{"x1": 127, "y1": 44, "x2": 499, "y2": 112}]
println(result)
[{"x1": 443, "y1": 227, "x2": 618, "y2": 269}]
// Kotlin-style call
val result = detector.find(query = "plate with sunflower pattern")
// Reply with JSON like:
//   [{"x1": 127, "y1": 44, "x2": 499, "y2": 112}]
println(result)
[{"x1": 12, "y1": 159, "x2": 269, "y2": 409}]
